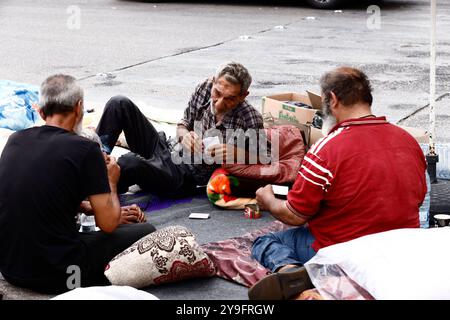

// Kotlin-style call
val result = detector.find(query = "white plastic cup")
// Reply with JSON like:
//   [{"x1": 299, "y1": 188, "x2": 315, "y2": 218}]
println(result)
[
  {"x1": 434, "y1": 214, "x2": 450, "y2": 227},
  {"x1": 80, "y1": 213, "x2": 96, "y2": 232}
]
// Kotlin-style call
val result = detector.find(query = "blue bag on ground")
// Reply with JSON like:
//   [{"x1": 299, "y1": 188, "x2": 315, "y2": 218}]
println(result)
[{"x1": 0, "y1": 80, "x2": 40, "y2": 131}]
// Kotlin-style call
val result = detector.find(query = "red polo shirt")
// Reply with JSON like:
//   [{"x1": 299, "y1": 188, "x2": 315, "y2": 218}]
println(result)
[{"x1": 286, "y1": 117, "x2": 427, "y2": 251}]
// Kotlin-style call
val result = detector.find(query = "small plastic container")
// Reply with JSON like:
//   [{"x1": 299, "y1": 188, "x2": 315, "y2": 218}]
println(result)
[{"x1": 79, "y1": 213, "x2": 96, "y2": 232}]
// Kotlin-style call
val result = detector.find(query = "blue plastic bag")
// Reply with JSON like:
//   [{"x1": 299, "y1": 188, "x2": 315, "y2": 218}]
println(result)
[{"x1": 0, "y1": 80, "x2": 40, "y2": 131}]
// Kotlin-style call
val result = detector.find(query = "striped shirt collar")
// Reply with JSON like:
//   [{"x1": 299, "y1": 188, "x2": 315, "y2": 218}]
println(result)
[{"x1": 329, "y1": 116, "x2": 388, "y2": 134}]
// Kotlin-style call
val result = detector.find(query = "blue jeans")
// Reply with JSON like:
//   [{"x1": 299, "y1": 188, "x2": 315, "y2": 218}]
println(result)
[{"x1": 252, "y1": 226, "x2": 316, "y2": 273}]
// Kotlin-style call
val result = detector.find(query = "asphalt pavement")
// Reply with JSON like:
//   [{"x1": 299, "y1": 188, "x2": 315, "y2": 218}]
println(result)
[
  {"x1": 1, "y1": 0, "x2": 450, "y2": 300},
  {"x1": 1, "y1": 0, "x2": 450, "y2": 142}
]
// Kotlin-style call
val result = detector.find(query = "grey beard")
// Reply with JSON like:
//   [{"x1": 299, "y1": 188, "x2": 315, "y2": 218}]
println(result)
[
  {"x1": 321, "y1": 114, "x2": 337, "y2": 136},
  {"x1": 210, "y1": 99, "x2": 216, "y2": 115},
  {"x1": 321, "y1": 100, "x2": 336, "y2": 136}
]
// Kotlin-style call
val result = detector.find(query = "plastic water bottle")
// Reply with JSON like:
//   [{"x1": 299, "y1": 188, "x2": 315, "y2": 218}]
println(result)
[
  {"x1": 80, "y1": 213, "x2": 96, "y2": 232},
  {"x1": 419, "y1": 172, "x2": 431, "y2": 228}
]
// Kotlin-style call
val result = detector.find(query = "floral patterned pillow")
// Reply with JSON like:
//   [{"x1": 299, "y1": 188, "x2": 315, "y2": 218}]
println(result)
[{"x1": 104, "y1": 226, "x2": 216, "y2": 288}]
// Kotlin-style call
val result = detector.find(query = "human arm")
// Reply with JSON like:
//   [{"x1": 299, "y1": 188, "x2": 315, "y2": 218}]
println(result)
[
  {"x1": 256, "y1": 185, "x2": 307, "y2": 226},
  {"x1": 208, "y1": 106, "x2": 267, "y2": 164},
  {"x1": 255, "y1": 148, "x2": 333, "y2": 225},
  {"x1": 177, "y1": 125, "x2": 202, "y2": 154},
  {"x1": 79, "y1": 200, "x2": 145, "y2": 224},
  {"x1": 88, "y1": 156, "x2": 121, "y2": 233},
  {"x1": 206, "y1": 144, "x2": 251, "y2": 164},
  {"x1": 176, "y1": 125, "x2": 190, "y2": 143},
  {"x1": 82, "y1": 152, "x2": 144, "y2": 225},
  {"x1": 177, "y1": 79, "x2": 214, "y2": 154},
  {"x1": 79, "y1": 200, "x2": 93, "y2": 215}
]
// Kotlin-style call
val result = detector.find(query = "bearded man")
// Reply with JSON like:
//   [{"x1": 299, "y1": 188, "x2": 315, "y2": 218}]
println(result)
[{"x1": 248, "y1": 67, "x2": 427, "y2": 300}]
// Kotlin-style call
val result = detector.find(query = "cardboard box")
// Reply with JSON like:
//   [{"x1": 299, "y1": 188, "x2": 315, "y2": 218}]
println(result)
[
  {"x1": 262, "y1": 91, "x2": 428, "y2": 146},
  {"x1": 309, "y1": 126, "x2": 324, "y2": 146},
  {"x1": 262, "y1": 90, "x2": 323, "y2": 148},
  {"x1": 262, "y1": 91, "x2": 322, "y2": 126}
]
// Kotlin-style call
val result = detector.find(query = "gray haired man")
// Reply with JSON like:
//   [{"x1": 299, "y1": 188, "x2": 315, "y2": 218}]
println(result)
[
  {"x1": 96, "y1": 62, "x2": 265, "y2": 196},
  {"x1": 0, "y1": 74, "x2": 155, "y2": 293}
]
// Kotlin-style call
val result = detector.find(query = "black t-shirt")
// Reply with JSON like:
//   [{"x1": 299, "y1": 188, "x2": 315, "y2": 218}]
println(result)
[{"x1": 0, "y1": 125, "x2": 110, "y2": 282}]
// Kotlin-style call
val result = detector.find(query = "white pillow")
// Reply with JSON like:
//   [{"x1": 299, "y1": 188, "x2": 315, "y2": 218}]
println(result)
[
  {"x1": 305, "y1": 228, "x2": 450, "y2": 300},
  {"x1": 51, "y1": 286, "x2": 159, "y2": 300}
]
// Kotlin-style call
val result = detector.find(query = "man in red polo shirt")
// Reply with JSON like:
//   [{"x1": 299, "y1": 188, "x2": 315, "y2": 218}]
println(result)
[{"x1": 248, "y1": 67, "x2": 427, "y2": 300}]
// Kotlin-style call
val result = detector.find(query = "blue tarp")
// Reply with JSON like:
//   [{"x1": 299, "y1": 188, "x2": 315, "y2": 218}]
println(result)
[{"x1": 0, "y1": 80, "x2": 40, "y2": 131}]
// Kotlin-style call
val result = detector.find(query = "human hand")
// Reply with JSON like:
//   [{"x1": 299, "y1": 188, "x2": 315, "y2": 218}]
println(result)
[
  {"x1": 207, "y1": 144, "x2": 236, "y2": 163},
  {"x1": 256, "y1": 185, "x2": 275, "y2": 211},
  {"x1": 79, "y1": 200, "x2": 93, "y2": 215},
  {"x1": 181, "y1": 131, "x2": 202, "y2": 154},
  {"x1": 106, "y1": 156, "x2": 120, "y2": 185},
  {"x1": 103, "y1": 153, "x2": 111, "y2": 164},
  {"x1": 119, "y1": 204, "x2": 147, "y2": 224}
]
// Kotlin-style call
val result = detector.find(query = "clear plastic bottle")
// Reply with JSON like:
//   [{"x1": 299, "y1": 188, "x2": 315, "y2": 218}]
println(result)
[
  {"x1": 80, "y1": 213, "x2": 96, "y2": 232},
  {"x1": 419, "y1": 172, "x2": 431, "y2": 228}
]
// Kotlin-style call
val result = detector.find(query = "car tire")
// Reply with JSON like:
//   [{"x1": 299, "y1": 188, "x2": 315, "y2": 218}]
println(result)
[{"x1": 305, "y1": 0, "x2": 342, "y2": 9}]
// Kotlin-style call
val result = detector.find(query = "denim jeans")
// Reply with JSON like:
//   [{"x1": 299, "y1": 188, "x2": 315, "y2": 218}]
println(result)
[{"x1": 251, "y1": 226, "x2": 316, "y2": 272}]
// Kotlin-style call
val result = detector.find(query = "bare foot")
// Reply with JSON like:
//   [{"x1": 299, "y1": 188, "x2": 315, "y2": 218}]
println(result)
[{"x1": 119, "y1": 204, "x2": 147, "y2": 224}]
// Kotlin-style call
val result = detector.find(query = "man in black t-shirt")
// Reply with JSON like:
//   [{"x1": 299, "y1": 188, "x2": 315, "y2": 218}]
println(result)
[{"x1": 0, "y1": 75, "x2": 155, "y2": 294}]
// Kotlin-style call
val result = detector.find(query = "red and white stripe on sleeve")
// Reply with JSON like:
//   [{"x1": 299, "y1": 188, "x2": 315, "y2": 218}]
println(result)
[
  {"x1": 286, "y1": 128, "x2": 343, "y2": 218},
  {"x1": 299, "y1": 153, "x2": 333, "y2": 191}
]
